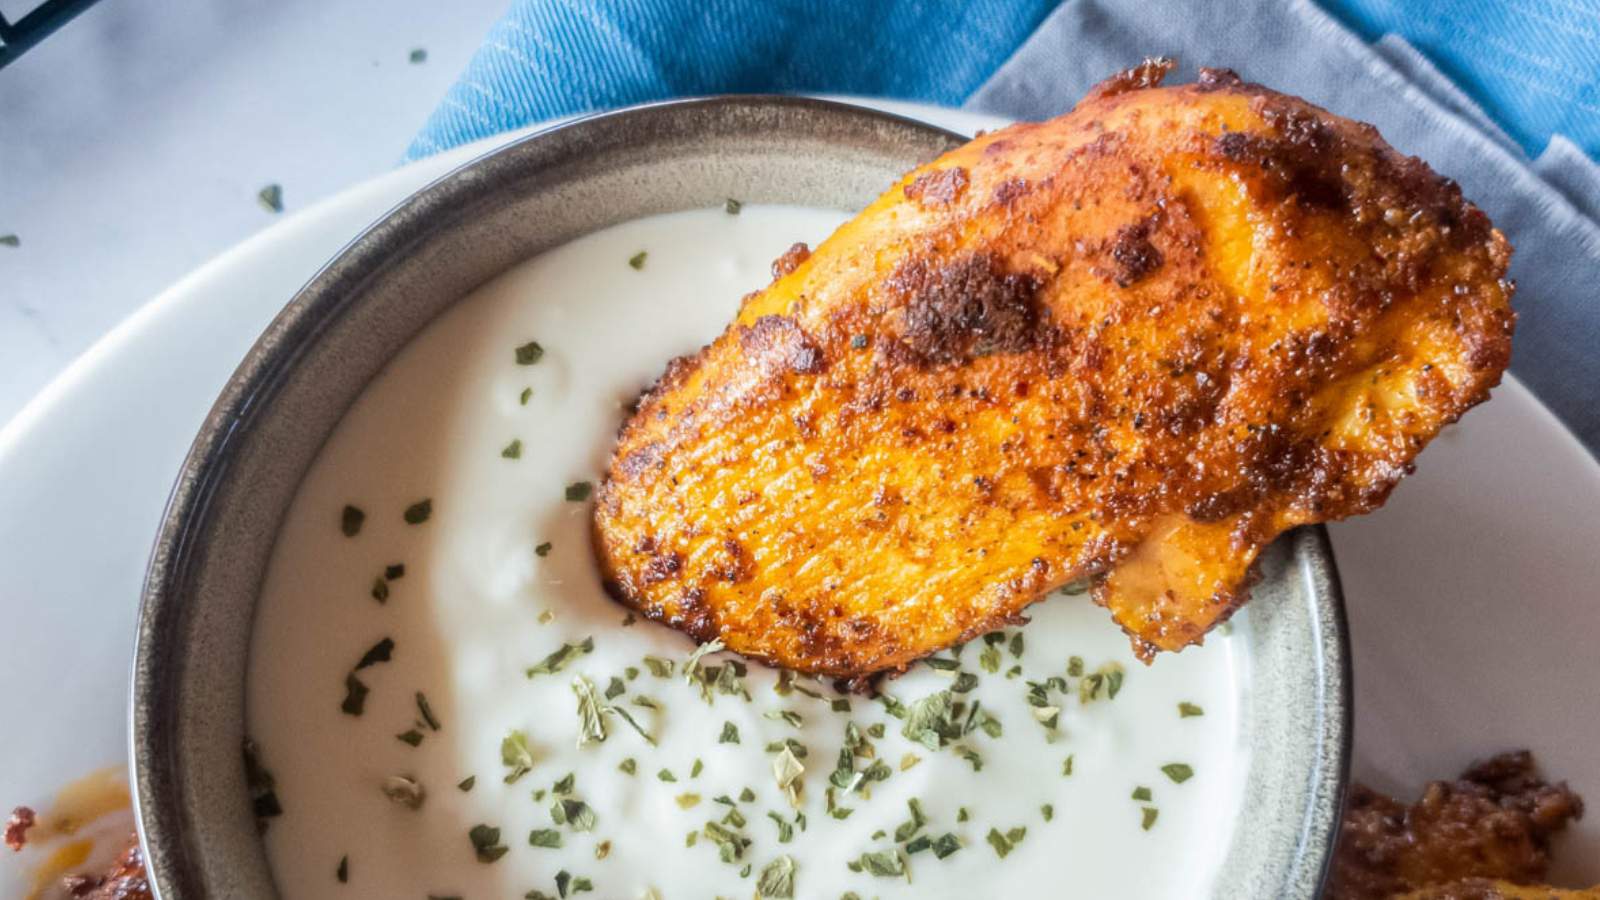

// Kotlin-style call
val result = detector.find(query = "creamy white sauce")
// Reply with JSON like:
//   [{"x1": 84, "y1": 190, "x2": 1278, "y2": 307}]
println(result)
[{"x1": 247, "y1": 205, "x2": 1251, "y2": 899}]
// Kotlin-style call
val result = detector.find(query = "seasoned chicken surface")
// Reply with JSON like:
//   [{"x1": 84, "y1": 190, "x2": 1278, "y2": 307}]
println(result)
[
  {"x1": 1398, "y1": 883, "x2": 1600, "y2": 900},
  {"x1": 1330, "y1": 752, "x2": 1586, "y2": 900},
  {"x1": 593, "y1": 60, "x2": 1515, "y2": 677},
  {"x1": 61, "y1": 838, "x2": 154, "y2": 900}
]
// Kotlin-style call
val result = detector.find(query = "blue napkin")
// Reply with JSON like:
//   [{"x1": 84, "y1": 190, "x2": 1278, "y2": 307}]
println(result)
[
  {"x1": 1322, "y1": 0, "x2": 1600, "y2": 159},
  {"x1": 410, "y1": 0, "x2": 1600, "y2": 455},
  {"x1": 410, "y1": 0, "x2": 1600, "y2": 162},
  {"x1": 405, "y1": 0, "x2": 1058, "y2": 160}
]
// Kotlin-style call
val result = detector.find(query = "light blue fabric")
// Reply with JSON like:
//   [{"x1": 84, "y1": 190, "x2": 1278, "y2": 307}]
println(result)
[
  {"x1": 1321, "y1": 0, "x2": 1600, "y2": 158},
  {"x1": 405, "y1": 0, "x2": 1058, "y2": 160},
  {"x1": 411, "y1": 0, "x2": 1600, "y2": 162}
]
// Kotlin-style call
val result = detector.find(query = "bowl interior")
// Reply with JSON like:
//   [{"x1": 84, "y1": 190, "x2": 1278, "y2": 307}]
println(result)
[{"x1": 132, "y1": 96, "x2": 1348, "y2": 899}]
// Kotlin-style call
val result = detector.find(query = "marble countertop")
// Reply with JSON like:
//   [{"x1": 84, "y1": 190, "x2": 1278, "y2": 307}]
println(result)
[{"x1": 0, "y1": 0, "x2": 509, "y2": 427}]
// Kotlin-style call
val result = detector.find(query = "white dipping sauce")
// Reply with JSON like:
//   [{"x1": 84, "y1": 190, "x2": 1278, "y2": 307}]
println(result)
[{"x1": 247, "y1": 205, "x2": 1251, "y2": 899}]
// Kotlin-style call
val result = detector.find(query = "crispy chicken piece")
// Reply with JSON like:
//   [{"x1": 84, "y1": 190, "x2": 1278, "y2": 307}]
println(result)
[
  {"x1": 593, "y1": 60, "x2": 1515, "y2": 676},
  {"x1": 6, "y1": 815, "x2": 152, "y2": 900},
  {"x1": 1329, "y1": 752, "x2": 1585, "y2": 900},
  {"x1": 59, "y1": 837, "x2": 153, "y2": 900},
  {"x1": 6, "y1": 806, "x2": 36, "y2": 852},
  {"x1": 59, "y1": 832, "x2": 152, "y2": 896},
  {"x1": 1398, "y1": 883, "x2": 1600, "y2": 900}
]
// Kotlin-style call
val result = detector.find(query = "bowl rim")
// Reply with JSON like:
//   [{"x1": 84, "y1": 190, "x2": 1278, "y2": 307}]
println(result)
[
  {"x1": 130, "y1": 93, "x2": 1352, "y2": 899},
  {"x1": 1291, "y1": 523, "x2": 1355, "y2": 894}
]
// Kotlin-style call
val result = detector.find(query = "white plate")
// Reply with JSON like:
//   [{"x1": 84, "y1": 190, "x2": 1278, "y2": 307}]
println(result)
[{"x1": 3, "y1": 99, "x2": 1597, "y2": 892}]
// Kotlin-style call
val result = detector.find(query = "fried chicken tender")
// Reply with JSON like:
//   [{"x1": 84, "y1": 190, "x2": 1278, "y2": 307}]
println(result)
[
  {"x1": 1330, "y1": 752, "x2": 1585, "y2": 900},
  {"x1": 593, "y1": 60, "x2": 1515, "y2": 676}
]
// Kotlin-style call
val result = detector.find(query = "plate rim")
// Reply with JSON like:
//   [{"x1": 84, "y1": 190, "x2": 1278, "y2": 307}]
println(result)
[{"x1": 11, "y1": 93, "x2": 1591, "y2": 898}]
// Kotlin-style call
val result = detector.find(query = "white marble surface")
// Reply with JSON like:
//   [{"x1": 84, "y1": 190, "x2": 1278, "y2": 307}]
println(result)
[{"x1": 0, "y1": 0, "x2": 509, "y2": 427}]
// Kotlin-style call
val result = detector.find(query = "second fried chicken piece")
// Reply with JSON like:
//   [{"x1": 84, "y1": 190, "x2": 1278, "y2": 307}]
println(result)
[
  {"x1": 1399, "y1": 880, "x2": 1600, "y2": 899},
  {"x1": 1329, "y1": 751, "x2": 1584, "y2": 900},
  {"x1": 59, "y1": 836, "x2": 154, "y2": 900}
]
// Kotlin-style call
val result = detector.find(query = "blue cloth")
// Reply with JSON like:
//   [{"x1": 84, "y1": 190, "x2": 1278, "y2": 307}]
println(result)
[
  {"x1": 1321, "y1": 0, "x2": 1600, "y2": 159},
  {"x1": 410, "y1": 0, "x2": 1600, "y2": 455},
  {"x1": 411, "y1": 0, "x2": 1600, "y2": 162},
  {"x1": 405, "y1": 0, "x2": 1057, "y2": 160}
]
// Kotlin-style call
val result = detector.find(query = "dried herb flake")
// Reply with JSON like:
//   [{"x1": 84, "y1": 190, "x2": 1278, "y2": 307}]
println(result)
[
  {"x1": 340, "y1": 505, "x2": 365, "y2": 537},
  {"x1": 526, "y1": 637, "x2": 595, "y2": 677},
  {"x1": 756, "y1": 854, "x2": 795, "y2": 897},
  {"x1": 354, "y1": 637, "x2": 394, "y2": 670},
  {"x1": 258, "y1": 184, "x2": 284, "y2": 213},
  {"x1": 501, "y1": 730, "x2": 536, "y2": 783},
  {"x1": 515, "y1": 341, "x2": 545, "y2": 365},
  {"x1": 403, "y1": 499, "x2": 432, "y2": 524},
  {"x1": 340, "y1": 673, "x2": 369, "y2": 716},
  {"x1": 468, "y1": 824, "x2": 509, "y2": 863}
]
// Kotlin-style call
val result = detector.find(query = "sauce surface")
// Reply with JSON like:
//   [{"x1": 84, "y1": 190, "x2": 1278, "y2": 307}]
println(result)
[{"x1": 247, "y1": 205, "x2": 1251, "y2": 899}]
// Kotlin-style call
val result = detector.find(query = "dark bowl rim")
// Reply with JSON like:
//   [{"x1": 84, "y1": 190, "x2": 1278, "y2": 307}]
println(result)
[{"x1": 1300, "y1": 523, "x2": 1355, "y2": 895}]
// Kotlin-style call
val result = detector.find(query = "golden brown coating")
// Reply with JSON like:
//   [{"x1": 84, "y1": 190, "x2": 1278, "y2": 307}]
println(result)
[
  {"x1": 60, "y1": 837, "x2": 154, "y2": 900},
  {"x1": 5, "y1": 805, "x2": 36, "y2": 851},
  {"x1": 1398, "y1": 882, "x2": 1600, "y2": 900},
  {"x1": 1329, "y1": 752, "x2": 1585, "y2": 900},
  {"x1": 593, "y1": 60, "x2": 1515, "y2": 676}
]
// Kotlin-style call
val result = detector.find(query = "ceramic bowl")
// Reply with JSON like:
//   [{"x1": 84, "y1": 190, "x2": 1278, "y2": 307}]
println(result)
[{"x1": 131, "y1": 95, "x2": 1350, "y2": 898}]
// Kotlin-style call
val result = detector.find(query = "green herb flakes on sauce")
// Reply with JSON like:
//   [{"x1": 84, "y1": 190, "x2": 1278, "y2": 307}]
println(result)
[
  {"x1": 515, "y1": 341, "x2": 546, "y2": 365},
  {"x1": 380, "y1": 775, "x2": 424, "y2": 810},
  {"x1": 501, "y1": 730, "x2": 536, "y2": 784},
  {"x1": 354, "y1": 637, "x2": 394, "y2": 670},
  {"x1": 848, "y1": 849, "x2": 905, "y2": 878},
  {"x1": 340, "y1": 673, "x2": 369, "y2": 716},
  {"x1": 571, "y1": 676, "x2": 608, "y2": 747},
  {"x1": 756, "y1": 854, "x2": 796, "y2": 897},
  {"x1": 468, "y1": 824, "x2": 509, "y2": 862},
  {"x1": 526, "y1": 637, "x2": 595, "y2": 677},
  {"x1": 415, "y1": 692, "x2": 441, "y2": 731},
  {"x1": 403, "y1": 499, "x2": 432, "y2": 524}
]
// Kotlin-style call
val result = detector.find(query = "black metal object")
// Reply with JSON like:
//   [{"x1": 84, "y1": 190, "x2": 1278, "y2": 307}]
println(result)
[{"x1": 0, "y1": 0, "x2": 101, "y2": 70}]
